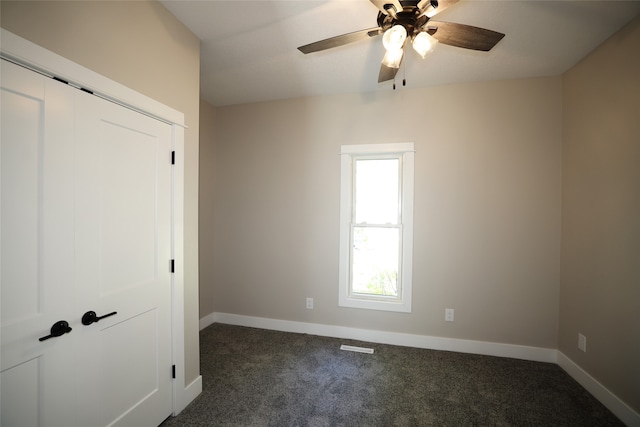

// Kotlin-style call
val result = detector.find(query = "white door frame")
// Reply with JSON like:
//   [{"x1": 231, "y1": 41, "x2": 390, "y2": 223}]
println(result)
[{"x1": 0, "y1": 28, "x2": 195, "y2": 416}]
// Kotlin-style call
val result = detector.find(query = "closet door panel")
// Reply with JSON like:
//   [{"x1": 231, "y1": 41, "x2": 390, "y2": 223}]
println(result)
[
  {"x1": 74, "y1": 91, "x2": 173, "y2": 427},
  {"x1": 1, "y1": 60, "x2": 76, "y2": 427}
]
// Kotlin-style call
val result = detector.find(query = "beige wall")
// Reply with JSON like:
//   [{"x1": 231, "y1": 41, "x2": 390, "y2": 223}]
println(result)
[
  {"x1": 199, "y1": 99, "x2": 216, "y2": 317},
  {"x1": 1, "y1": 0, "x2": 201, "y2": 384},
  {"x1": 208, "y1": 77, "x2": 562, "y2": 348},
  {"x1": 560, "y1": 15, "x2": 640, "y2": 413}
]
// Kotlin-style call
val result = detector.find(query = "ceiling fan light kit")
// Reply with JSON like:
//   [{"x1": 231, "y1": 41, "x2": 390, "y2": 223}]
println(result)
[
  {"x1": 382, "y1": 47, "x2": 404, "y2": 69},
  {"x1": 412, "y1": 31, "x2": 438, "y2": 58},
  {"x1": 382, "y1": 24, "x2": 408, "y2": 51},
  {"x1": 297, "y1": 0, "x2": 505, "y2": 84}
]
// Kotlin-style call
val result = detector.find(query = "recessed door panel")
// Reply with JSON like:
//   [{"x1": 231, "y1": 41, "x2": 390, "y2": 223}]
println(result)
[
  {"x1": 78, "y1": 309, "x2": 159, "y2": 427},
  {"x1": 98, "y1": 121, "x2": 159, "y2": 295},
  {"x1": 1, "y1": 83, "x2": 43, "y2": 323},
  {"x1": 0, "y1": 357, "x2": 40, "y2": 427}
]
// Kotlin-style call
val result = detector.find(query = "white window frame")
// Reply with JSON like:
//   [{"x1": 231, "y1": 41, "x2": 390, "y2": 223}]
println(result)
[{"x1": 338, "y1": 142, "x2": 414, "y2": 313}]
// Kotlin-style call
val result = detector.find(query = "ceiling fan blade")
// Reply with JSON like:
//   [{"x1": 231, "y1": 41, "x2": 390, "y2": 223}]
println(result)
[
  {"x1": 418, "y1": 0, "x2": 459, "y2": 18},
  {"x1": 370, "y1": 0, "x2": 403, "y2": 16},
  {"x1": 428, "y1": 21, "x2": 505, "y2": 51},
  {"x1": 378, "y1": 63, "x2": 400, "y2": 83},
  {"x1": 298, "y1": 27, "x2": 383, "y2": 54}
]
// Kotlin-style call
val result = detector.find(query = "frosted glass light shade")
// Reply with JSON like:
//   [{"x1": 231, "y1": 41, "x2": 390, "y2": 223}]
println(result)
[
  {"x1": 382, "y1": 48, "x2": 404, "y2": 69},
  {"x1": 382, "y1": 25, "x2": 407, "y2": 51},
  {"x1": 412, "y1": 31, "x2": 438, "y2": 58}
]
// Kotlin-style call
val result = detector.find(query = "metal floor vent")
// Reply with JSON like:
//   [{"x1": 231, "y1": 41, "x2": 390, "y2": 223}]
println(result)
[{"x1": 340, "y1": 345, "x2": 374, "y2": 354}]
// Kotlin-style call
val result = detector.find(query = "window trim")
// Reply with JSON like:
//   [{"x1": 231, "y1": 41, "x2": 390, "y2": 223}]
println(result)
[{"x1": 338, "y1": 143, "x2": 414, "y2": 313}]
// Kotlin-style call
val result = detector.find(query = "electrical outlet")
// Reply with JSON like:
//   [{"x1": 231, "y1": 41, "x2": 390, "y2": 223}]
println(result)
[
  {"x1": 306, "y1": 297, "x2": 314, "y2": 309},
  {"x1": 578, "y1": 333, "x2": 587, "y2": 352},
  {"x1": 445, "y1": 308, "x2": 454, "y2": 322}
]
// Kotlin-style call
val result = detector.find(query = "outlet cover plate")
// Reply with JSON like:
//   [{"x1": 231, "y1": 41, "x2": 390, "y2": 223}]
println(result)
[
  {"x1": 445, "y1": 308, "x2": 454, "y2": 322},
  {"x1": 578, "y1": 333, "x2": 586, "y2": 352}
]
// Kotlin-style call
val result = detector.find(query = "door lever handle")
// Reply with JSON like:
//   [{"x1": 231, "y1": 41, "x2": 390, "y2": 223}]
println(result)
[
  {"x1": 81, "y1": 310, "x2": 117, "y2": 326},
  {"x1": 39, "y1": 320, "x2": 72, "y2": 341}
]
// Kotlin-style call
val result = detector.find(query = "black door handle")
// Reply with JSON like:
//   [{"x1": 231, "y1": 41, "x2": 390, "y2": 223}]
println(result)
[
  {"x1": 39, "y1": 320, "x2": 72, "y2": 341},
  {"x1": 81, "y1": 310, "x2": 117, "y2": 326}
]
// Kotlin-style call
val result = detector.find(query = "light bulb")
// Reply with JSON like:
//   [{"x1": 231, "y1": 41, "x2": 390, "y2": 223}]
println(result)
[
  {"x1": 382, "y1": 25, "x2": 407, "y2": 51},
  {"x1": 382, "y1": 48, "x2": 404, "y2": 69},
  {"x1": 412, "y1": 31, "x2": 438, "y2": 58}
]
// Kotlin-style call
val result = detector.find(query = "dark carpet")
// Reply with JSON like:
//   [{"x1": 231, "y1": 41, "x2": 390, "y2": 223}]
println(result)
[{"x1": 160, "y1": 323, "x2": 622, "y2": 426}]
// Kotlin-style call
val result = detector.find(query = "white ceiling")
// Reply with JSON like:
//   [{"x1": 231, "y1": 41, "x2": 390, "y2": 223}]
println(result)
[{"x1": 160, "y1": 0, "x2": 640, "y2": 107}]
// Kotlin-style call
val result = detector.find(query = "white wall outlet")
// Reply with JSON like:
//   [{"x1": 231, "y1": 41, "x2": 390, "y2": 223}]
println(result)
[
  {"x1": 306, "y1": 297, "x2": 314, "y2": 309},
  {"x1": 445, "y1": 308, "x2": 454, "y2": 322},
  {"x1": 578, "y1": 333, "x2": 587, "y2": 352}
]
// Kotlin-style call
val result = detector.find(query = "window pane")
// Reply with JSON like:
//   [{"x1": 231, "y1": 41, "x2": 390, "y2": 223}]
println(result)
[
  {"x1": 354, "y1": 159, "x2": 399, "y2": 224},
  {"x1": 352, "y1": 227, "x2": 399, "y2": 297}
]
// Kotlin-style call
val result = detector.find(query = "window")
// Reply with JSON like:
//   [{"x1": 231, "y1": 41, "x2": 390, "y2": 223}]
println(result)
[{"x1": 338, "y1": 143, "x2": 414, "y2": 312}]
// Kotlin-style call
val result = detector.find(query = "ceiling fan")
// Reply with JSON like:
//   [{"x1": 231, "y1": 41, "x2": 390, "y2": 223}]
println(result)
[{"x1": 298, "y1": 0, "x2": 505, "y2": 83}]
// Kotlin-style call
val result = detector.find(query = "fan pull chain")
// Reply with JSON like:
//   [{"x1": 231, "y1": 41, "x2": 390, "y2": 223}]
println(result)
[{"x1": 392, "y1": 66, "x2": 406, "y2": 91}]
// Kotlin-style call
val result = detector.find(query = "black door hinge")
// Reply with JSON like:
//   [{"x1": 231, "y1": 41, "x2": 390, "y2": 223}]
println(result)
[
  {"x1": 171, "y1": 151, "x2": 175, "y2": 165},
  {"x1": 170, "y1": 259, "x2": 175, "y2": 273},
  {"x1": 172, "y1": 365, "x2": 176, "y2": 379}
]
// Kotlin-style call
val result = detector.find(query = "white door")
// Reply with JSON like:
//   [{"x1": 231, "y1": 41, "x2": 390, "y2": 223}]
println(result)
[
  {"x1": 1, "y1": 57, "x2": 77, "y2": 427},
  {"x1": 1, "y1": 59, "x2": 173, "y2": 427},
  {"x1": 72, "y1": 83, "x2": 173, "y2": 427}
]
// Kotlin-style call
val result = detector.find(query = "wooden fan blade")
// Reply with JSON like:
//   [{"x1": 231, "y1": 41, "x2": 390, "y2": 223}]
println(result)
[
  {"x1": 298, "y1": 28, "x2": 383, "y2": 54},
  {"x1": 418, "y1": 0, "x2": 459, "y2": 18},
  {"x1": 429, "y1": 21, "x2": 505, "y2": 51},
  {"x1": 378, "y1": 63, "x2": 400, "y2": 83}
]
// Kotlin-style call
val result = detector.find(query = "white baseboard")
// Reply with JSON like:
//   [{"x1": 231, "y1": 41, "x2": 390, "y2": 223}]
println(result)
[
  {"x1": 184, "y1": 375, "x2": 202, "y2": 406},
  {"x1": 199, "y1": 311, "x2": 217, "y2": 330},
  {"x1": 204, "y1": 312, "x2": 557, "y2": 363},
  {"x1": 557, "y1": 351, "x2": 639, "y2": 426},
  {"x1": 173, "y1": 375, "x2": 202, "y2": 416}
]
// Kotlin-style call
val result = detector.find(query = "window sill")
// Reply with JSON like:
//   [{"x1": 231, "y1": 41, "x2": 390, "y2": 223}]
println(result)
[{"x1": 339, "y1": 294, "x2": 412, "y2": 313}]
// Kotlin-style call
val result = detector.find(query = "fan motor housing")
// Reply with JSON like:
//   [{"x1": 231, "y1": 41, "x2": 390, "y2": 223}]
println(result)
[{"x1": 377, "y1": 1, "x2": 432, "y2": 36}]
